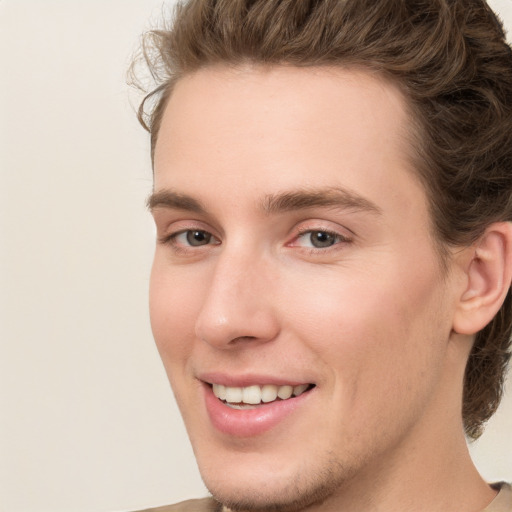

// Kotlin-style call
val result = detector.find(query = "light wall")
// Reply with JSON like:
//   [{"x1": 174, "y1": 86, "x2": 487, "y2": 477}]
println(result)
[{"x1": 0, "y1": 1, "x2": 511, "y2": 511}]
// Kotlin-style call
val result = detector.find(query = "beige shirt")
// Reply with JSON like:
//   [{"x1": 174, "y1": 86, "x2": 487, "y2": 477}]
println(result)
[
  {"x1": 136, "y1": 482, "x2": 512, "y2": 512},
  {"x1": 484, "y1": 483, "x2": 512, "y2": 512}
]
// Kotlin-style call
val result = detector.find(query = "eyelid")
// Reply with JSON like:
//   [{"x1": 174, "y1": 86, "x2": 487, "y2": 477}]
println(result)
[
  {"x1": 295, "y1": 230, "x2": 348, "y2": 246},
  {"x1": 160, "y1": 228, "x2": 219, "y2": 243},
  {"x1": 156, "y1": 216, "x2": 215, "y2": 237},
  {"x1": 155, "y1": 219, "x2": 352, "y2": 253},
  {"x1": 156, "y1": 219, "x2": 221, "y2": 251},
  {"x1": 287, "y1": 222, "x2": 353, "y2": 251},
  {"x1": 295, "y1": 226, "x2": 350, "y2": 240}
]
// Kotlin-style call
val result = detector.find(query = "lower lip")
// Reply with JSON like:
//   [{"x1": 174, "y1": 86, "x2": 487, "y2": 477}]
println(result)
[{"x1": 203, "y1": 383, "x2": 312, "y2": 437}]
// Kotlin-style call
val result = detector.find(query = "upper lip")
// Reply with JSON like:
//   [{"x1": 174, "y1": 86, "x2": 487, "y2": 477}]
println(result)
[{"x1": 198, "y1": 372, "x2": 314, "y2": 388}]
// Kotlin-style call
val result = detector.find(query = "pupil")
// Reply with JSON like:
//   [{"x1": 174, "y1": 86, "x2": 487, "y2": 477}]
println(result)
[
  {"x1": 187, "y1": 230, "x2": 210, "y2": 246},
  {"x1": 311, "y1": 231, "x2": 334, "y2": 248}
]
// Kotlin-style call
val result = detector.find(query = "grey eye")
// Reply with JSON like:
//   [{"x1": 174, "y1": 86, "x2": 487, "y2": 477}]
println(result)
[
  {"x1": 294, "y1": 229, "x2": 347, "y2": 250},
  {"x1": 309, "y1": 231, "x2": 336, "y2": 249},
  {"x1": 186, "y1": 230, "x2": 212, "y2": 246},
  {"x1": 309, "y1": 231, "x2": 336, "y2": 248}
]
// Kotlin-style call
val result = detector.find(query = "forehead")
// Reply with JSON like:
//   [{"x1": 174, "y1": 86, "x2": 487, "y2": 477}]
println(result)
[
  {"x1": 155, "y1": 65, "x2": 411, "y2": 162},
  {"x1": 153, "y1": 65, "x2": 427, "y2": 225}
]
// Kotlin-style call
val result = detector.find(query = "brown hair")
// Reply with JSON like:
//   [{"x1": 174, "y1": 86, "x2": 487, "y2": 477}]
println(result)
[{"x1": 132, "y1": 0, "x2": 512, "y2": 439}]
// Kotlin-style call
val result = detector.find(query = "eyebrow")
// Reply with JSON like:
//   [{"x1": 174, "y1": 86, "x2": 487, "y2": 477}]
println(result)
[
  {"x1": 261, "y1": 187, "x2": 382, "y2": 216},
  {"x1": 147, "y1": 187, "x2": 381, "y2": 216},
  {"x1": 147, "y1": 190, "x2": 206, "y2": 214}
]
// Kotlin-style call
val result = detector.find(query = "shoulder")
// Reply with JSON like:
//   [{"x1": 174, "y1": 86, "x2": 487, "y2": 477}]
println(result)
[
  {"x1": 484, "y1": 483, "x2": 512, "y2": 512},
  {"x1": 132, "y1": 497, "x2": 221, "y2": 512}
]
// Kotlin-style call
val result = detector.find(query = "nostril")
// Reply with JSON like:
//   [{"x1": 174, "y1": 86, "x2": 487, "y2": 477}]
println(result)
[{"x1": 230, "y1": 335, "x2": 258, "y2": 343}]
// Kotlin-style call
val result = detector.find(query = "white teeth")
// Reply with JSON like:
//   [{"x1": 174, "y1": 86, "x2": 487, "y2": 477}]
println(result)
[
  {"x1": 277, "y1": 385, "x2": 293, "y2": 400},
  {"x1": 242, "y1": 385, "x2": 262, "y2": 405},
  {"x1": 225, "y1": 386, "x2": 243, "y2": 403},
  {"x1": 212, "y1": 383, "x2": 311, "y2": 405},
  {"x1": 212, "y1": 383, "x2": 226, "y2": 400},
  {"x1": 261, "y1": 384, "x2": 278, "y2": 403},
  {"x1": 293, "y1": 384, "x2": 309, "y2": 396}
]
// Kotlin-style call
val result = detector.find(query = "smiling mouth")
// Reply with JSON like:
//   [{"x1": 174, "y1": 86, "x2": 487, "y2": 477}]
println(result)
[{"x1": 209, "y1": 383, "x2": 316, "y2": 409}]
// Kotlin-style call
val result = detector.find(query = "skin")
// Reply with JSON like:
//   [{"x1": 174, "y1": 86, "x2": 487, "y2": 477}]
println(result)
[{"x1": 149, "y1": 66, "x2": 497, "y2": 512}]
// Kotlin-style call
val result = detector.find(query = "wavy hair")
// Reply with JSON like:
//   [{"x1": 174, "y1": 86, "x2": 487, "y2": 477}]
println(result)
[{"x1": 131, "y1": 0, "x2": 512, "y2": 439}]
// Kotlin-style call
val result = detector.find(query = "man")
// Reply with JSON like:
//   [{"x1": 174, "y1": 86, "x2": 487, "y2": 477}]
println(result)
[{"x1": 133, "y1": 0, "x2": 512, "y2": 510}]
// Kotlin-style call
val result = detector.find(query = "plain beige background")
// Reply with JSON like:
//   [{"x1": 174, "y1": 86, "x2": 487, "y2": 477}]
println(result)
[{"x1": 1, "y1": 1, "x2": 511, "y2": 511}]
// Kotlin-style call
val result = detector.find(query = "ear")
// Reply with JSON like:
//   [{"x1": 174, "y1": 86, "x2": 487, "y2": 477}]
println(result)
[{"x1": 453, "y1": 222, "x2": 512, "y2": 335}]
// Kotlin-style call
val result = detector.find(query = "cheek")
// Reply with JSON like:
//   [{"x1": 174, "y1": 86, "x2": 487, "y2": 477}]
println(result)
[
  {"x1": 149, "y1": 259, "x2": 202, "y2": 365},
  {"x1": 281, "y1": 258, "x2": 449, "y2": 391},
  {"x1": 280, "y1": 262, "x2": 451, "y2": 451}
]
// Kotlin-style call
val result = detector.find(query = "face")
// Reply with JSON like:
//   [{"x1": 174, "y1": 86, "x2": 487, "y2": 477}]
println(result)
[{"x1": 150, "y1": 66, "x2": 463, "y2": 512}]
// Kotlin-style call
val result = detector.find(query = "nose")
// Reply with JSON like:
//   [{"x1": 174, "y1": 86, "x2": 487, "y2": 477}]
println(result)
[{"x1": 194, "y1": 249, "x2": 280, "y2": 349}]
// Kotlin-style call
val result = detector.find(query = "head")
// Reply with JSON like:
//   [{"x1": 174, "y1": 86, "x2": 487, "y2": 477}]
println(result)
[{"x1": 134, "y1": 0, "x2": 512, "y2": 509}]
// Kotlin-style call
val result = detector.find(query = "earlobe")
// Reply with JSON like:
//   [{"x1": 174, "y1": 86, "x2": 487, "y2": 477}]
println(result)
[{"x1": 453, "y1": 222, "x2": 512, "y2": 335}]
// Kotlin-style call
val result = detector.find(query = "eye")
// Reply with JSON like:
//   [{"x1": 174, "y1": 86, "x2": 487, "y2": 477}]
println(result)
[
  {"x1": 306, "y1": 231, "x2": 337, "y2": 248},
  {"x1": 293, "y1": 229, "x2": 349, "y2": 249},
  {"x1": 173, "y1": 229, "x2": 217, "y2": 247}
]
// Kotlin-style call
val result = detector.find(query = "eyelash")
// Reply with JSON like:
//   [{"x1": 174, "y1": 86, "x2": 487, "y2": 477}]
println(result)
[
  {"x1": 292, "y1": 227, "x2": 350, "y2": 251},
  {"x1": 158, "y1": 226, "x2": 351, "y2": 254},
  {"x1": 158, "y1": 229, "x2": 219, "y2": 253}
]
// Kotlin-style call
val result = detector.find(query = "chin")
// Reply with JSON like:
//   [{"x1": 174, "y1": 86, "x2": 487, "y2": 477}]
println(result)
[{"x1": 197, "y1": 449, "x2": 351, "y2": 512}]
